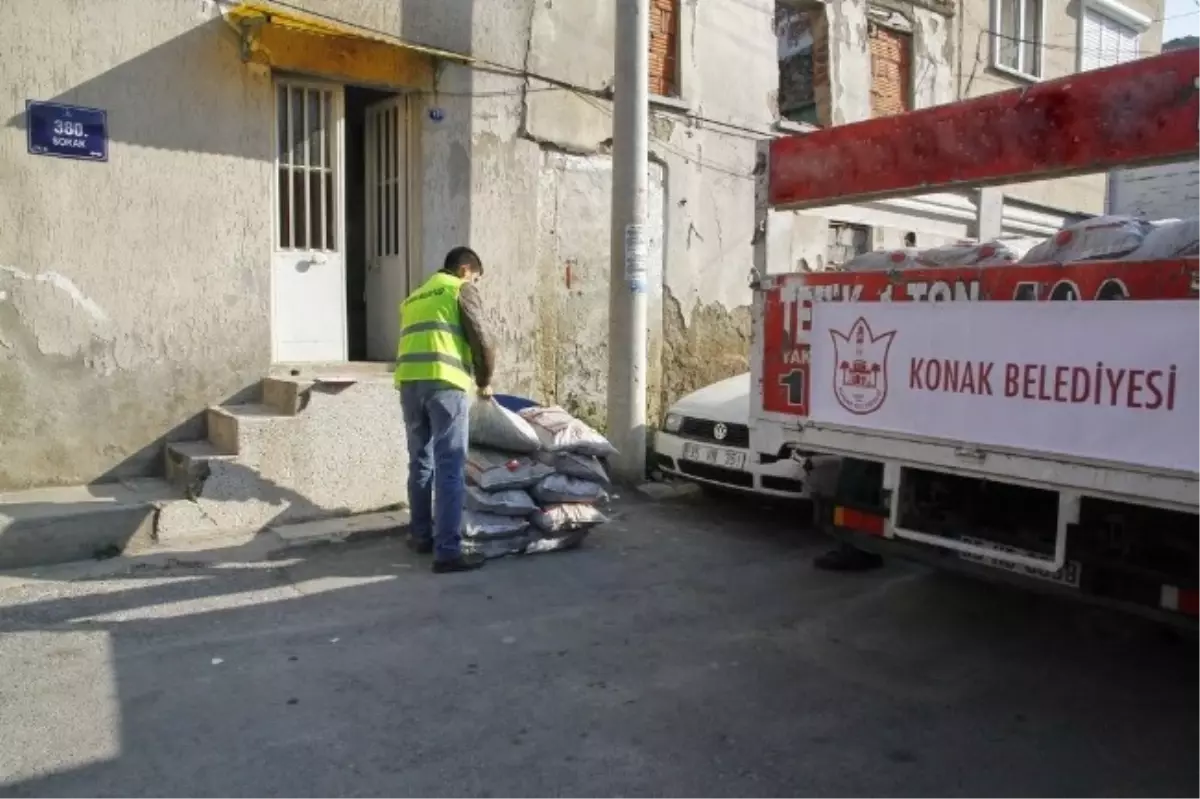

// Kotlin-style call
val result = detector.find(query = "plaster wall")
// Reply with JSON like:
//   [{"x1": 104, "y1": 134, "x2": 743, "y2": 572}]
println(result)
[
  {"x1": 0, "y1": 0, "x2": 275, "y2": 490},
  {"x1": 0, "y1": 0, "x2": 535, "y2": 489},
  {"x1": 524, "y1": 0, "x2": 966, "y2": 406}
]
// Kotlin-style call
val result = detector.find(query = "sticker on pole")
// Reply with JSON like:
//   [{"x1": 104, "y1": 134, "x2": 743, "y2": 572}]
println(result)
[{"x1": 624, "y1": 223, "x2": 647, "y2": 282}]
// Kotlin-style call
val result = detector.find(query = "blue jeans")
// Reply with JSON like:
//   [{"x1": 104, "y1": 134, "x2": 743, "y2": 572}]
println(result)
[{"x1": 399, "y1": 381, "x2": 469, "y2": 561}]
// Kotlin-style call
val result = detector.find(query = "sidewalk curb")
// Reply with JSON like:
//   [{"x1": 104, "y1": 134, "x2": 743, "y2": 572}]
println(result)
[
  {"x1": 266, "y1": 509, "x2": 412, "y2": 555},
  {"x1": 0, "y1": 509, "x2": 412, "y2": 591}
]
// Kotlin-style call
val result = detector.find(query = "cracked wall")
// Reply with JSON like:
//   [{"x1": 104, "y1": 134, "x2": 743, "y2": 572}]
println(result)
[
  {"x1": 522, "y1": 0, "x2": 781, "y2": 421},
  {"x1": 0, "y1": 0, "x2": 542, "y2": 490},
  {"x1": 533, "y1": 152, "x2": 667, "y2": 431},
  {"x1": 519, "y1": 0, "x2": 968, "y2": 418}
]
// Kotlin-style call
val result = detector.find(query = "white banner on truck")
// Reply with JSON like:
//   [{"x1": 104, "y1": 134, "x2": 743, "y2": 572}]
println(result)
[{"x1": 809, "y1": 300, "x2": 1199, "y2": 473}]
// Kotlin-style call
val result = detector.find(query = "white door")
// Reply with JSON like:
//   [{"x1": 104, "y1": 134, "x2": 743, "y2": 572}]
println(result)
[
  {"x1": 272, "y1": 80, "x2": 347, "y2": 363},
  {"x1": 364, "y1": 96, "x2": 409, "y2": 362}
]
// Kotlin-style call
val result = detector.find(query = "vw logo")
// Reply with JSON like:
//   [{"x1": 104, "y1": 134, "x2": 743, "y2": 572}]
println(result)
[{"x1": 712, "y1": 422, "x2": 728, "y2": 441}]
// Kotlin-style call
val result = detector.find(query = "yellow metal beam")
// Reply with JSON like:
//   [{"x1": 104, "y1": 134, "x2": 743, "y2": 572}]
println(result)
[{"x1": 221, "y1": 1, "x2": 469, "y2": 91}]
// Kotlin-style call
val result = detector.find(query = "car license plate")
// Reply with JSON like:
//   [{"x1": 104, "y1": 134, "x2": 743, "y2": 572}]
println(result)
[
  {"x1": 681, "y1": 442, "x2": 747, "y2": 470},
  {"x1": 956, "y1": 536, "x2": 1082, "y2": 589}
]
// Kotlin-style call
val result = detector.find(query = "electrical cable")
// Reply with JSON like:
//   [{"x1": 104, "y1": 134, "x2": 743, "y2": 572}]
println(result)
[
  {"x1": 243, "y1": 0, "x2": 788, "y2": 143},
  {"x1": 251, "y1": 0, "x2": 1193, "y2": 154},
  {"x1": 568, "y1": 89, "x2": 758, "y2": 181}
]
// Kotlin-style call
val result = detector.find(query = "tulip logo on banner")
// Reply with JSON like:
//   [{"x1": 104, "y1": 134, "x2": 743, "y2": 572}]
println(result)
[{"x1": 829, "y1": 316, "x2": 896, "y2": 415}]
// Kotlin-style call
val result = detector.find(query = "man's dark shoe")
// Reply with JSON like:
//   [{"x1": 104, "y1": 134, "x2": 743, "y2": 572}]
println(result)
[
  {"x1": 432, "y1": 552, "x2": 486, "y2": 573},
  {"x1": 814, "y1": 543, "x2": 884, "y2": 572},
  {"x1": 406, "y1": 538, "x2": 434, "y2": 555}
]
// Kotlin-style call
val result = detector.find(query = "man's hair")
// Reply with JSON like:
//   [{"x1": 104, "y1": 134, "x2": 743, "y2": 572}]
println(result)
[{"x1": 442, "y1": 246, "x2": 483, "y2": 275}]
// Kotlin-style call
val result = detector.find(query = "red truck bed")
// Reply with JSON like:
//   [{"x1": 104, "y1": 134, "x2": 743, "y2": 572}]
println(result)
[{"x1": 746, "y1": 49, "x2": 1199, "y2": 621}]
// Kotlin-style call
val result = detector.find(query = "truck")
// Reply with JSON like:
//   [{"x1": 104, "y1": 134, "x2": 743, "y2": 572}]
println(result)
[{"x1": 748, "y1": 48, "x2": 1199, "y2": 625}]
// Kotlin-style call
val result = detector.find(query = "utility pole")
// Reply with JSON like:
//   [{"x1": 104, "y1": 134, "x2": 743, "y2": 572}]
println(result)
[{"x1": 607, "y1": 0, "x2": 650, "y2": 483}]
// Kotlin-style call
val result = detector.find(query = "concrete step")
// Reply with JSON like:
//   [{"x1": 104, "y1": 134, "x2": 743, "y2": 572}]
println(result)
[
  {"x1": 164, "y1": 440, "x2": 236, "y2": 496},
  {"x1": 205, "y1": 403, "x2": 284, "y2": 455},
  {"x1": 0, "y1": 479, "x2": 183, "y2": 570},
  {"x1": 260, "y1": 377, "x2": 313, "y2": 417}
]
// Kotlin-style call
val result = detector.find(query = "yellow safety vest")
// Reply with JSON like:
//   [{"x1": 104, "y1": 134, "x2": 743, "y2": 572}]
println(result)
[{"x1": 394, "y1": 272, "x2": 474, "y2": 391}]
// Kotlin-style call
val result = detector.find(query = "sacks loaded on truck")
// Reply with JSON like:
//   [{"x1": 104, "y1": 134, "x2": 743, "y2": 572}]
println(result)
[
  {"x1": 747, "y1": 49, "x2": 1200, "y2": 625},
  {"x1": 463, "y1": 396, "x2": 614, "y2": 558}
]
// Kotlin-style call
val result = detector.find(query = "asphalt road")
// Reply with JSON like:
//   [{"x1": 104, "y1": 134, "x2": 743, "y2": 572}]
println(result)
[{"x1": 0, "y1": 492, "x2": 1195, "y2": 797}]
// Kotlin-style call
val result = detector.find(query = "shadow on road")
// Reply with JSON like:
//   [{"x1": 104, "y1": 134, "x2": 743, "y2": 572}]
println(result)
[{"x1": 0, "y1": 494, "x2": 1196, "y2": 798}]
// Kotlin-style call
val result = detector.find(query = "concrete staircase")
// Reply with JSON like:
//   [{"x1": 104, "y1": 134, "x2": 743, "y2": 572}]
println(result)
[{"x1": 0, "y1": 366, "x2": 408, "y2": 570}]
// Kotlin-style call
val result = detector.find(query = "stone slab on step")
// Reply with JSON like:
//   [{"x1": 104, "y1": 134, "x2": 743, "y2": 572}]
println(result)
[
  {"x1": 0, "y1": 479, "x2": 182, "y2": 570},
  {"x1": 268, "y1": 362, "x2": 394, "y2": 381},
  {"x1": 261, "y1": 372, "x2": 394, "y2": 417}
]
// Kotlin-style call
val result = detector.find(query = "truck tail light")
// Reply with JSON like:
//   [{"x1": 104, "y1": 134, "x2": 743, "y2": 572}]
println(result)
[
  {"x1": 833, "y1": 506, "x2": 886, "y2": 537},
  {"x1": 1159, "y1": 585, "x2": 1199, "y2": 617}
]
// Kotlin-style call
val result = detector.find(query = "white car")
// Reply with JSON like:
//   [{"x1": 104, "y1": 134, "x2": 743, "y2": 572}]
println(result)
[{"x1": 653, "y1": 373, "x2": 838, "y2": 499}]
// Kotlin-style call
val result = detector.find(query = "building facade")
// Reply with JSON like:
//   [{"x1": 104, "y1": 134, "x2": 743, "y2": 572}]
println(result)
[
  {"x1": 771, "y1": 0, "x2": 1105, "y2": 272},
  {"x1": 0, "y1": 0, "x2": 1168, "y2": 493},
  {"x1": 1, "y1": 0, "x2": 790, "y2": 491},
  {"x1": 777, "y1": 0, "x2": 1168, "y2": 243}
]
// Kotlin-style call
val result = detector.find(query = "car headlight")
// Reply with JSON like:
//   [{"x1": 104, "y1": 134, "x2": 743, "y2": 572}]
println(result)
[{"x1": 663, "y1": 413, "x2": 683, "y2": 432}]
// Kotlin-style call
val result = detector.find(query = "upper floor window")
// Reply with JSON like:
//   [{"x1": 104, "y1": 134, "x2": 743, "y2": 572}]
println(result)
[
  {"x1": 650, "y1": 0, "x2": 680, "y2": 97},
  {"x1": 1079, "y1": 0, "x2": 1148, "y2": 72},
  {"x1": 992, "y1": 0, "x2": 1043, "y2": 80},
  {"x1": 777, "y1": 4, "x2": 821, "y2": 124},
  {"x1": 869, "y1": 21, "x2": 912, "y2": 117}
]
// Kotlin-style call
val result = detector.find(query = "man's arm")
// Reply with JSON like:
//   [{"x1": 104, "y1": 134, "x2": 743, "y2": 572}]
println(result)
[{"x1": 457, "y1": 282, "x2": 496, "y2": 389}]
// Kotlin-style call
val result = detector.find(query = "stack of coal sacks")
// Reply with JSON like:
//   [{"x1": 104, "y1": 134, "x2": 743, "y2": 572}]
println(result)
[{"x1": 464, "y1": 399, "x2": 615, "y2": 559}]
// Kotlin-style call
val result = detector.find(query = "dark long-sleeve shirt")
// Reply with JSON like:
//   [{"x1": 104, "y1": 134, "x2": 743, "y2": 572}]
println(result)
[{"x1": 457, "y1": 282, "x2": 496, "y2": 389}]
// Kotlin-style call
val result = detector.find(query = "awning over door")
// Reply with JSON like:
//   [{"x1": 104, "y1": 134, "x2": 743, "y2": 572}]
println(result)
[{"x1": 220, "y1": 1, "x2": 470, "y2": 90}]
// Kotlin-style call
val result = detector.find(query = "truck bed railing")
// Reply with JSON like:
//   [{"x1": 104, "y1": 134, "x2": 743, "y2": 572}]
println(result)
[{"x1": 764, "y1": 48, "x2": 1199, "y2": 211}]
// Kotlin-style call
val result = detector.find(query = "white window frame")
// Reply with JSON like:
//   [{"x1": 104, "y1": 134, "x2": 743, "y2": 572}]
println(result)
[
  {"x1": 271, "y1": 78, "x2": 344, "y2": 255},
  {"x1": 989, "y1": 0, "x2": 1046, "y2": 82},
  {"x1": 1076, "y1": 0, "x2": 1149, "y2": 72}
]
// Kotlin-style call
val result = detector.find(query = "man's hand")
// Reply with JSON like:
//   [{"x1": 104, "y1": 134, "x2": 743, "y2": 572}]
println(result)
[{"x1": 476, "y1": 384, "x2": 493, "y2": 399}]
